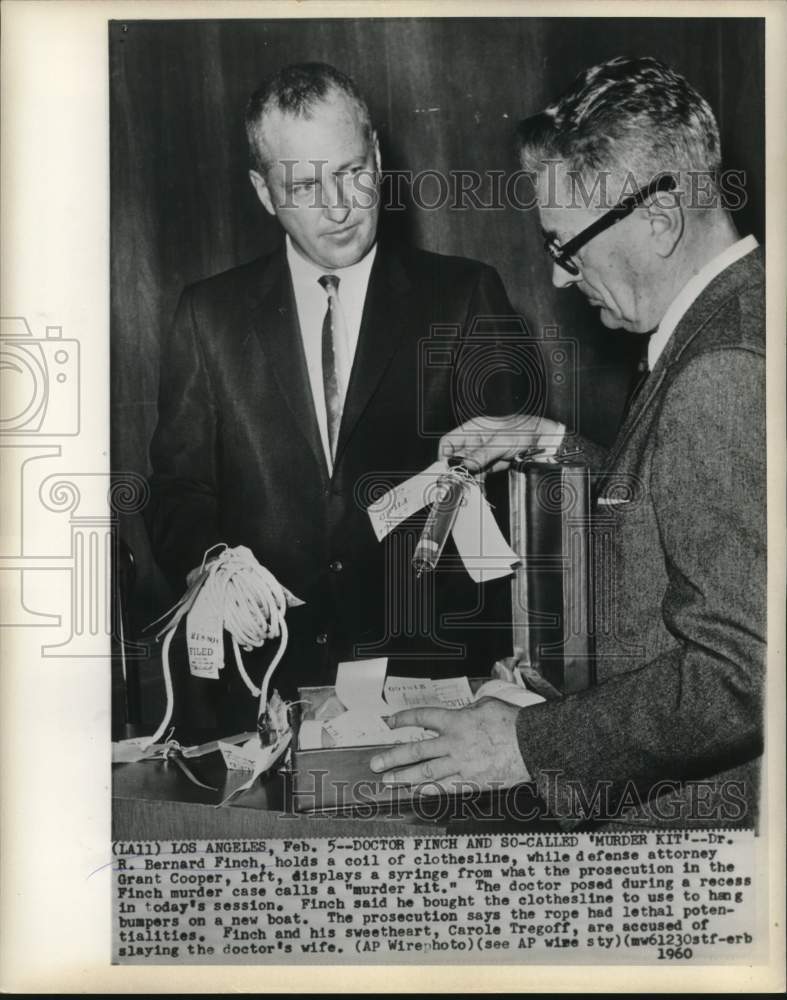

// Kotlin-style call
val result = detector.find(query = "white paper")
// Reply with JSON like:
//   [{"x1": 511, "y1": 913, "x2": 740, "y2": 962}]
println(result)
[
  {"x1": 185, "y1": 582, "x2": 225, "y2": 678},
  {"x1": 219, "y1": 736, "x2": 264, "y2": 771},
  {"x1": 335, "y1": 658, "x2": 390, "y2": 715},
  {"x1": 473, "y1": 678, "x2": 546, "y2": 708},
  {"x1": 431, "y1": 676, "x2": 475, "y2": 708},
  {"x1": 297, "y1": 720, "x2": 326, "y2": 750},
  {"x1": 321, "y1": 711, "x2": 435, "y2": 748},
  {"x1": 383, "y1": 675, "x2": 473, "y2": 711},
  {"x1": 366, "y1": 460, "x2": 447, "y2": 540},
  {"x1": 283, "y1": 586, "x2": 306, "y2": 608},
  {"x1": 218, "y1": 728, "x2": 291, "y2": 774},
  {"x1": 382, "y1": 676, "x2": 432, "y2": 710},
  {"x1": 313, "y1": 694, "x2": 345, "y2": 720},
  {"x1": 322, "y1": 711, "x2": 396, "y2": 747},
  {"x1": 366, "y1": 462, "x2": 520, "y2": 585},
  {"x1": 218, "y1": 730, "x2": 292, "y2": 806},
  {"x1": 451, "y1": 479, "x2": 520, "y2": 582}
]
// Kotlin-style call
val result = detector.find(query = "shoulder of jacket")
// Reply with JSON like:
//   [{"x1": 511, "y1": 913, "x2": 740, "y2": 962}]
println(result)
[
  {"x1": 675, "y1": 278, "x2": 765, "y2": 368},
  {"x1": 395, "y1": 243, "x2": 494, "y2": 282},
  {"x1": 180, "y1": 252, "x2": 277, "y2": 301}
]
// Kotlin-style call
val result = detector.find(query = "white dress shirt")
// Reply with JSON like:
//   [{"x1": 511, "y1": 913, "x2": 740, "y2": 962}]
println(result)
[
  {"x1": 647, "y1": 234, "x2": 759, "y2": 370},
  {"x1": 286, "y1": 236, "x2": 378, "y2": 468}
]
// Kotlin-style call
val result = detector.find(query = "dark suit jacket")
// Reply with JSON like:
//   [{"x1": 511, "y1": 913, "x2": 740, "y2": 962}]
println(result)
[
  {"x1": 517, "y1": 248, "x2": 766, "y2": 828},
  {"x1": 146, "y1": 239, "x2": 518, "y2": 725}
]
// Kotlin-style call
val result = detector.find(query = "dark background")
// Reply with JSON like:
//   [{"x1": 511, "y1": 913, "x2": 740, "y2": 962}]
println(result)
[{"x1": 110, "y1": 16, "x2": 765, "y2": 642}]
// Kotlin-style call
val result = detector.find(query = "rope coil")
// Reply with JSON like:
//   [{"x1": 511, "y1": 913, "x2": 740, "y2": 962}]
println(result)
[{"x1": 144, "y1": 545, "x2": 298, "y2": 747}]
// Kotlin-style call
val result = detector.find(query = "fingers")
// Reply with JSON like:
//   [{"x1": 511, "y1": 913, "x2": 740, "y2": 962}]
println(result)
[
  {"x1": 449, "y1": 451, "x2": 484, "y2": 474},
  {"x1": 369, "y1": 734, "x2": 447, "y2": 773},
  {"x1": 440, "y1": 415, "x2": 549, "y2": 472},
  {"x1": 375, "y1": 754, "x2": 458, "y2": 787},
  {"x1": 438, "y1": 415, "x2": 511, "y2": 461},
  {"x1": 455, "y1": 443, "x2": 517, "y2": 472},
  {"x1": 444, "y1": 424, "x2": 535, "y2": 471},
  {"x1": 438, "y1": 430, "x2": 484, "y2": 462},
  {"x1": 386, "y1": 707, "x2": 449, "y2": 731}
]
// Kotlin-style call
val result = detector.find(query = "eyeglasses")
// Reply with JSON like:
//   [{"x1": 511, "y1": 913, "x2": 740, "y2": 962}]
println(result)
[{"x1": 544, "y1": 174, "x2": 678, "y2": 276}]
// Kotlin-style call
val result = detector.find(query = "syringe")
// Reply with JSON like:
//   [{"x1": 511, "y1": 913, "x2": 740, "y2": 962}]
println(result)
[{"x1": 412, "y1": 462, "x2": 470, "y2": 578}]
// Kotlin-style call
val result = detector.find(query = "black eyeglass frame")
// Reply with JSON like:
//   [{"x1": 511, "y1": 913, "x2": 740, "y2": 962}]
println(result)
[{"x1": 544, "y1": 174, "x2": 678, "y2": 276}]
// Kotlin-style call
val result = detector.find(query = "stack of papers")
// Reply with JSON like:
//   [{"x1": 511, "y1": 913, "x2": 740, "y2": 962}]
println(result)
[{"x1": 297, "y1": 658, "x2": 544, "y2": 750}]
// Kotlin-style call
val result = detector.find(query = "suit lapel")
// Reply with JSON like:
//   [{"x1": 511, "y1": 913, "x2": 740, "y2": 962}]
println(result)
[
  {"x1": 604, "y1": 249, "x2": 764, "y2": 471},
  {"x1": 245, "y1": 246, "x2": 330, "y2": 482},
  {"x1": 334, "y1": 243, "x2": 412, "y2": 465}
]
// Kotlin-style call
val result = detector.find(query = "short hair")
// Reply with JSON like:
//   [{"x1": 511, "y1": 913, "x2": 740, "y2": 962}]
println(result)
[
  {"x1": 516, "y1": 56, "x2": 722, "y2": 199},
  {"x1": 245, "y1": 62, "x2": 373, "y2": 173}
]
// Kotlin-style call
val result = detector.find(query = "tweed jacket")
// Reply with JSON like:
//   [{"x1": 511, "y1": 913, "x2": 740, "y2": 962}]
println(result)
[{"x1": 516, "y1": 248, "x2": 766, "y2": 828}]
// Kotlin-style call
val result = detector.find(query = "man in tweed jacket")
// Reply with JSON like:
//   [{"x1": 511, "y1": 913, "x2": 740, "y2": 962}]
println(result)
[{"x1": 370, "y1": 57, "x2": 765, "y2": 828}]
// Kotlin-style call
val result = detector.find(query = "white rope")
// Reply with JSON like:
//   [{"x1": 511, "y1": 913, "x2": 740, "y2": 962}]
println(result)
[
  {"x1": 147, "y1": 627, "x2": 177, "y2": 745},
  {"x1": 144, "y1": 545, "x2": 296, "y2": 748}
]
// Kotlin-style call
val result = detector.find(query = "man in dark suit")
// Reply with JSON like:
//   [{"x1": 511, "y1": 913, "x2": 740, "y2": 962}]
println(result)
[
  {"x1": 145, "y1": 63, "x2": 517, "y2": 728},
  {"x1": 371, "y1": 57, "x2": 765, "y2": 828}
]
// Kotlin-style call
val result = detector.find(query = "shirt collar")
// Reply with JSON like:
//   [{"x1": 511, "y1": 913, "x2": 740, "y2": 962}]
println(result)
[
  {"x1": 285, "y1": 235, "x2": 378, "y2": 293},
  {"x1": 648, "y1": 234, "x2": 759, "y2": 370}
]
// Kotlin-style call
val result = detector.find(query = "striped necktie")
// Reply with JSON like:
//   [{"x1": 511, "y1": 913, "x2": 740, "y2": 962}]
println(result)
[{"x1": 318, "y1": 274, "x2": 349, "y2": 459}]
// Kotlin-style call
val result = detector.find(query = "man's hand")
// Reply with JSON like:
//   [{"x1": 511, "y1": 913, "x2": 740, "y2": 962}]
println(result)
[
  {"x1": 369, "y1": 700, "x2": 530, "y2": 793},
  {"x1": 439, "y1": 414, "x2": 565, "y2": 473}
]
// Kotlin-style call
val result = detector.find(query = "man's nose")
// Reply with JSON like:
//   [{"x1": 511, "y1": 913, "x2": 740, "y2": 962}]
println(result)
[
  {"x1": 552, "y1": 262, "x2": 581, "y2": 289},
  {"x1": 323, "y1": 176, "x2": 351, "y2": 223}
]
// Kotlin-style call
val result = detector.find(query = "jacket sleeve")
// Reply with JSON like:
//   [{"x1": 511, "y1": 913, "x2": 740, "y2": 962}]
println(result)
[
  {"x1": 144, "y1": 287, "x2": 225, "y2": 589},
  {"x1": 514, "y1": 349, "x2": 765, "y2": 815},
  {"x1": 555, "y1": 430, "x2": 609, "y2": 471}
]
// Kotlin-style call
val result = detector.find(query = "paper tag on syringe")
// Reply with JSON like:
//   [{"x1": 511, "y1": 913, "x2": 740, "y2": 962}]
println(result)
[
  {"x1": 185, "y1": 584, "x2": 224, "y2": 679},
  {"x1": 452, "y1": 479, "x2": 520, "y2": 582},
  {"x1": 366, "y1": 461, "x2": 447, "y2": 541}
]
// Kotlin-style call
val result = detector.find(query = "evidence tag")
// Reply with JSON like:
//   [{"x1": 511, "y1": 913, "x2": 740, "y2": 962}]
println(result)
[
  {"x1": 185, "y1": 583, "x2": 225, "y2": 679},
  {"x1": 366, "y1": 461, "x2": 447, "y2": 541}
]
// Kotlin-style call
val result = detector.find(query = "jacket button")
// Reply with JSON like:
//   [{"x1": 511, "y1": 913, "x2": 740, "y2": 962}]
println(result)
[
  {"x1": 329, "y1": 559, "x2": 343, "y2": 573},
  {"x1": 316, "y1": 633, "x2": 328, "y2": 645}
]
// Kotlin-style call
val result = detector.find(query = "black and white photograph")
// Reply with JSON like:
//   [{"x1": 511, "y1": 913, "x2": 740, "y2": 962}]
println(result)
[{"x1": 1, "y1": 0, "x2": 784, "y2": 992}]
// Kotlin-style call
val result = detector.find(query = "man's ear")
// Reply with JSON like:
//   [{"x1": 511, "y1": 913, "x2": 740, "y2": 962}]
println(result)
[
  {"x1": 646, "y1": 196, "x2": 683, "y2": 258},
  {"x1": 372, "y1": 130, "x2": 382, "y2": 176},
  {"x1": 249, "y1": 169, "x2": 276, "y2": 216}
]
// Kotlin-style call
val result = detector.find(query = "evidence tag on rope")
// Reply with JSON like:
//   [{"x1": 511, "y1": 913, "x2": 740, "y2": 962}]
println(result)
[
  {"x1": 412, "y1": 462, "x2": 472, "y2": 577},
  {"x1": 138, "y1": 544, "x2": 304, "y2": 751}
]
